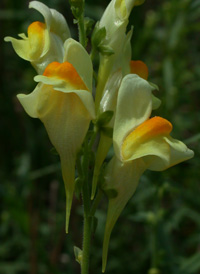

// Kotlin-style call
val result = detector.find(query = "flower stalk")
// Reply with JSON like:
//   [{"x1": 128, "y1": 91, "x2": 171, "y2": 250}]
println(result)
[
  {"x1": 78, "y1": 13, "x2": 87, "y2": 48},
  {"x1": 5, "y1": 0, "x2": 194, "y2": 273},
  {"x1": 81, "y1": 180, "x2": 92, "y2": 274}
]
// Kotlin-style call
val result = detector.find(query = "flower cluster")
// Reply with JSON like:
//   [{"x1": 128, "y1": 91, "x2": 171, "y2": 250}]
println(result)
[
  {"x1": 5, "y1": 0, "x2": 194, "y2": 272},
  {"x1": 5, "y1": 1, "x2": 95, "y2": 232}
]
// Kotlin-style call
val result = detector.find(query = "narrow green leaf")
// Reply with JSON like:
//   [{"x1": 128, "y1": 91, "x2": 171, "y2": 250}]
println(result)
[
  {"x1": 96, "y1": 110, "x2": 114, "y2": 127},
  {"x1": 98, "y1": 45, "x2": 115, "y2": 56},
  {"x1": 91, "y1": 22, "x2": 106, "y2": 47},
  {"x1": 75, "y1": 177, "x2": 83, "y2": 199},
  {"x1": 84, "y1": 17, "x2": 95, "y2": 36}
]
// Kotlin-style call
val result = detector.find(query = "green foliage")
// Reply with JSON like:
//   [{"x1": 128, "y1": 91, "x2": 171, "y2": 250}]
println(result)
[
  {"x1": 91, "y1": 23, "x2": 115, "y2": 56},
  {"x1": 1, "y1": 0, "x2": 199, "y2": 273},
  {"x1": 69, "y1": 0, "x2": 85, "y2": 19},
  {"x1": 95, "y1": 110, "x2": 114, "y2": 127}
]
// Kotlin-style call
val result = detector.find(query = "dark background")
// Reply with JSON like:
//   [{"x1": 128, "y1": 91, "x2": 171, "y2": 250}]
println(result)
[{"x1": 1, "y1": 0, "x2": 200, "y2": 273}]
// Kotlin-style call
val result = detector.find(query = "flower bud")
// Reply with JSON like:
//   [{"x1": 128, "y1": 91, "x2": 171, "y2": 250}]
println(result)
[{"x1": 69, "y1": 0, "x2": 84, "y2": 18}]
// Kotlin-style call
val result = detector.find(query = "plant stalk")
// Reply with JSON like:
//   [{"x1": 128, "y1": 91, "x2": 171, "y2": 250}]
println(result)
[
  {"x1": 78, "y1": 13, "x2": 86, "y2": 48},
  {"x1": 81, "y1": 212, "x2": 92, "y2": 274}
]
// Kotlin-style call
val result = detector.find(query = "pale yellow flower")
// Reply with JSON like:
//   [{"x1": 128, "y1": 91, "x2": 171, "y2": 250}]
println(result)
[
  {"x1": 5, "y1": 1, "x2": 70, "y2": 74},
  {"x1": 102, "y1": 73, "x2": 194, "y2": 271},
  {"x1": 95, "y1": 0, "x2": 140, "y2": 110},
  {"x1": 92, "y1": 60, "x2": 159, "y2": 198},
  {"x1": 17, "y1": 39, "x2": 95, "y2": 232}
]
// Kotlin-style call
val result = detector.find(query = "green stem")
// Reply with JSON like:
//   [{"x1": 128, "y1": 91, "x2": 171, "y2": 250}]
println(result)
[
  {"x1": 90, "y1": 48, "x2": 96, "y2": 62},
  {"x1": 81, "y1": 211, "x2": 92, "y2": 274},
  {"x1": 78, "y1": 13, "x2": 86, "y2": 47},
  {"x1": 88, "y1": 126, "x2": 98, "y2": 150},
  {"x1": 79, "y1": 126, "x2": 99, "y2": 274},
  {"x1": 94, "y1": 58, "x2": 111, "y2": 113},
  {"x1": 81, "y1": 138, "x2": 92, "y2": 274},
  {"x1": 90, "y1": 189, "x2": 103, "y2": 216},
  {"x1": 81, "y1": 175, "x2": 92, "y2": 274}
]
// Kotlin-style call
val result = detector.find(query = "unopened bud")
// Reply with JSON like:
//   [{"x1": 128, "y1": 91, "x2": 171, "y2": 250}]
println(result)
[
  {"x1": 74, "y1": 246, "x2": 82, "y2": 265},
  {"x1": 69, "y1": 0, "x2": 84, "y2": 18}
]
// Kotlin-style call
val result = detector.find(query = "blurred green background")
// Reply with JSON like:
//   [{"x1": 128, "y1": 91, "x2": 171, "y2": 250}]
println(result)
[{"x1": 1, "y1": 0, "x2": 200, "y2": 273}]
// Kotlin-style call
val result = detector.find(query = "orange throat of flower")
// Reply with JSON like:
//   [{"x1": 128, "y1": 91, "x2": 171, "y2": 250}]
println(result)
[
  {"x1": 130, "y1": 60, "x2": 149, "y2": 80},
  {"x1": 43, "y1": 61, "x2": 88, "y2": 90},
  {"x1": 122, "y1": 116, "x2": 173, "y2": 160}
]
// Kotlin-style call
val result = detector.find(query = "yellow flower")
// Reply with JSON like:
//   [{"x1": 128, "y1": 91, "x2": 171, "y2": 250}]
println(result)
[
  {"x1": 4, "y1": 1, "x2": 70, "y2": 74},
  {"x1": 102, "y1": 73, "x2": 194, "y2": 272},
  {"x1": 95, "y1": 0, "x2": 140, "y2": 110},
  {"x1": 99, "y1": 0, "x2": 143, "y2": 51},
  {"x1": 92, "y1": 60, "x2": 159, "y2": 199},
  {"x1": 17, "y1": 39, "x2": 95, "y2": 232},
  {"x1": 92, "y1": 27, "x2": 133, "y2": 198}
]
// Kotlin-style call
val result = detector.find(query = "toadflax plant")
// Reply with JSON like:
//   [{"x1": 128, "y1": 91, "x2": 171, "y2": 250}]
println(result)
[{"x1": 5, "y1": 0, "x2": 194, "y2": 273}]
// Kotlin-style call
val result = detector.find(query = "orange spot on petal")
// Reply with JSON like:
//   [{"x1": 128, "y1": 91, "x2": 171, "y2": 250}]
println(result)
[
  {"x1": 28, "y1": 21, "x2": 46, "y2": 43},
  {"x1": 130, "y1": 60, "x2": 149, "y2": 80},
  {"x1": 133, "y1": 116, "x2": 172, "y2": 139},
  {"x1": 28, "y1": 21, "x2": 45, "y2": 39},
  {"x1": 43, "y1": 62, "x2": 88, "y2": 90},
  {"x1": 122, "y1": 117, "x2": 172, "y2": 158},
  {"x1": 27, "y1": 22, "x2": 46, "y2": 57}
]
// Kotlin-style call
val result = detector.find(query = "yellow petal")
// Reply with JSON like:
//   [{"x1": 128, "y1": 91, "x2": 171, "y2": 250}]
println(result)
[
  {"x1": 5, "y1": 1, "x2": 71, "y2": 74},
  {"x1": 100, "y1": 0, "x2": 136, "y2": 44},
  {"x1": 113, "y1": 74, "x2": 154, "y2": 159},
  {"x1": 18, "y1": 83, "x2": 93, "y2": 232},
  {"x1": 145, "y1": 136, "x2": 194, "y2": 171},
  {"x1": 42, "y1": 61, "x2": 88, "y2": 90},
  {"x1": 151, "y1": 94, "x2": 161, "y2": 110},
  {"x1": 17, "y1": 83, "x2": 43, "y2": 118},
  {"x1": 100, "y1": 69, "x2": 122, "y2": 115},
  {"x1": 4, "y1": 21, "x2": 48, "y2": 61},
  {"x1": 115, "y1": 0, "x2": 127, "y2": 19},
  {"x1": 19, "y1": 57, "x2": 95, "y2": 231},
  {"x1": 63, "y1": 38, "x2": 93, "y2": 91},
  {"x1": 122, "y1": 116, "x2": 172, "y2": 161},
  {"x1": 61, "y1": 155, "x2": 76, "y2": 233},
  {"x1": 102, "y1": 156, "x2": 146, "y2": 272},
  {"x1": 34, "y1": 61, "x2": 95, "y2": 120},
  {"x1": 121, "y1": 28, "x2": 133, "y2": 75},
  {"x1": 42, "y1": 91, "x2": 91, "y2": 232},
  {"x1": 29, "y1": 1, "x2": 70, "y2": 41},
  {"x1": 28, "y1": 21, "x2": 48, "y2": 59},
  {"x1": 29, "y1": 1, "x2": 51, "y2": 30},
  {"x1": 122, "y1": 116, "x2": 172, "y2": 159},
  {"x1": 121, "y1": 116, "x2": 194, "y2": 170},
  {"x1": 130, "y1": 60, "x2": 149, "y2": 80}
]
